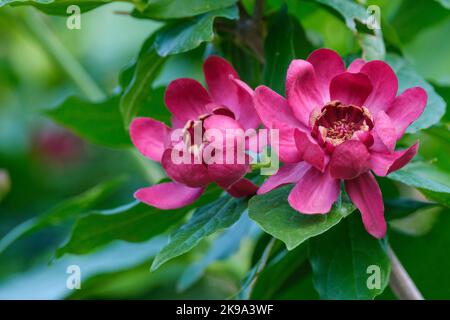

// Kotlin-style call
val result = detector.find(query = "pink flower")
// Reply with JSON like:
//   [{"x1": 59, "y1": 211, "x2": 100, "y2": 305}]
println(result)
[
  {"x1": 130, "y1": 56, "x2": 260, "y2": 210},
  {"x1": 255, "y1": 48, "x2": 427, "y2": 238}
]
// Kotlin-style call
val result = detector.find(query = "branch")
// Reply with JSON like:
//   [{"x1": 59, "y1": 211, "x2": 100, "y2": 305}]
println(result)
[{"x1": 388, "y1": 246, "x2": 424, "y2": 300}]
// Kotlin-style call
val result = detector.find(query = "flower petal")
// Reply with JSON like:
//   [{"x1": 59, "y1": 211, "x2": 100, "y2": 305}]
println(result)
[
  {"x1": 130, "y1": 117, "x2": 170, "y2": 162},
  {"x1": 370, "y1": 142, "x2": 419, "y2": 177},
  {"x1": 161, "y1": 149, "x2": 210, "y2": 188},
  {"x1": 135, "y1": 182, "x2": 204, "y2": 210},
  {"x1": 329, "y1": 140, "x2": 371, "y2": 180},
  {"x1": 288, "y1": 166, "x2": 340, "y2": 214},
  {"x1": 294, "y1": 129, "x2": 326, "y2": 172},
  {"x1": 286, "y1": 60, "x2": 324, "y2": 126},
  {"x1": 347, "y1": 58, "x2": 365, "y2": 73},
  {"x1": 329, "y1": 72, "x2": 373, "y2": 106},
  {"x1": 208, "y1": 162, "x2": 250, "y2": 189},
  {"x1": 258, "y1": 162, "x2": 310, "y2": 195},
  {"x1": 361, "y1": 60, "x2": 398, "y2": 115},
  {"x1": 254, "y1": 85, "x2": 303, "y2": 129},
  {"x1": 344, "y1": 172, "x2": 386, "y2": 238},
  {"x1": 165, "y1": 78, "x2": 212, "y2": 122},
  {"x1": 226, "y1": 178, "x2": 258, "y2": 197},
  {"x1": 387, "y1": 87, "x2": 428, "y2": 139},
  {"x1": 371, "y1": 111, "x2": 397, "y2": 153},
  {"x1": 307, "y1": 48, "x2": 346, "y2": 101},
  {"x1": 231, "y1": 78, "x2": 261, "y2": 129}
]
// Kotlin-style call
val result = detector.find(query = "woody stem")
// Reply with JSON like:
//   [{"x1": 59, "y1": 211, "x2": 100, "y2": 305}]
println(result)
[{"x1": 388, "y1": 246, "x2": 424, "y2": 300}]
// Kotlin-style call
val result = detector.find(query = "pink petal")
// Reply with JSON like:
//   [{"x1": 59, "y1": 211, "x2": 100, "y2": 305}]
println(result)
[
  {"x1": 203, "y1": 114, "x2": 243, "y2": 131},
  {"x1": 130, "y1": 117, "x2": 170, "y2": 162},
  {"x1": 345, "y1": 172, "x2": 386, "y2": 238},
  {"x1": 307, "y1": 48, "x2": 346, "y2": 101},
  {"x1": 226, "y1": 178, "x2": 258, "y2": 198},
  {"x1": 371, "y1": 111, "x2": 397, "y2": 153},
  {"x1": 294, "y1": 129, "x2": 326, "y2": 172},
  {"x1": 164, "y1": 78, "x2": 212, "y2": 123},
  {"x1": 286, "y1": 60, "x2": 324, "y2": 127},
  {"x1": 288, "y1": 166, "x2": 340, "y2": 214},
  {"x1": 203, "y1": 56, "x2": 259, "y2": 129},
  {"x1": 254, "y1": 86, "x2": 303, "y2": 129},
  {"x1": 329, "y1": 140, "x2": 371, "y2": 180},
  {"x1": 161, "y1": 149, "x2": 210, "y2": 188},
  {"x1": 361, "y1": 60, "x2": 398, "y2": 115},
  {"x1": 135, "y1": 182, "x2": 204, "y2": 210},
  {"x1": 231, "y1": 78, "x2": 261, "y2": 129},
  {"x1": 347, "y1": 58, "x2": 365, "y2": 73},
  {"x1": 370, "y1": 142, "x2": 419, "y2": 177},
  {"x1": 258, "y1": 162, "x2": 310, "y2": 195},
  {"x1": 387, "y1": 87, "x2": 428, "y2": 139},
  {"x1": 277, "y1": 127, "x2": 302, "y2": 163},
  {"x1": 329, "y1": 72, "x2": 373, "y2": 106}
]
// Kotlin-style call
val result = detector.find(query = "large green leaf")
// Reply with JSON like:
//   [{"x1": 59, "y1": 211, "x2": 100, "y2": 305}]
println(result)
[
  {"x1": 388, "y1": 162, "x2": 450, "y2": 207},
  {"x1": 134, "y1": 0, "x2": 237, "y2": 19},
  {"x1": 386, "y1": 54, "x2": 446, "y2": 133},
  {"x1": 154, "y1": 6, "x2": 238, "y2": 57},
  {"x1": 56, "y1": 186, "x2": 222, "y2": 257},
  {"x1": 308, "y1": 0, "x2": 385, "y2": 60},
  {"x1": 248, "y1": 185, "x2": 355, "y2": 250},
  {"x1": 2, "y1": 0, "x2": 117, "y2": 15},
  {"x1": 151, "y1": 195, "x2": 248, "y2": 271},
  {"x1": 0, "y1": 178, "x2": 123, "y2": 254},
  {"x1": 55, "y1": 202, "x2": 185, "y2": 257},
  {"x1": 46, "y1": 96, "x2": 131, "y2": 148},
  {"x1": 120, "y1": 35, "x2": 167, "y2": 127},
  {"x1": 263, "y1": 6, "x2": 312, "y2": 95},
  {"x1": 309, "y1": 214, "x2": 391, "y2": 300}
]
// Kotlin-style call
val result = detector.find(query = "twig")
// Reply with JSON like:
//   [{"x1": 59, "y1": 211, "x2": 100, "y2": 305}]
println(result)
[{"x1": 388, "y1": 246, "x2": 424, "y2": 300}]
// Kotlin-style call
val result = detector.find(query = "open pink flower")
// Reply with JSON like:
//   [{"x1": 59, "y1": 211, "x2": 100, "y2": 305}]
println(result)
[
  {"x1": 255, "y1": 48, "x2": 427, "y2": 238},
  {"x1": 130, "y1": 56, "x2": 260, "y2": 210}
]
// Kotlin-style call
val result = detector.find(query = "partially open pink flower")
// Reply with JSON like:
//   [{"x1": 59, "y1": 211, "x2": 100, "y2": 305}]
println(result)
[
  {"x1": 130, "y1": 56, "x2": 260, "y2": 210},
  {"x1": 255, "y1": 48, "x2": 427, "y2": 238}
]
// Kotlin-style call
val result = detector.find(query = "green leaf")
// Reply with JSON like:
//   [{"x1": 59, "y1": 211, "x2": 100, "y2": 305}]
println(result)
[
  {"x1": 388, "y1": 162, "x2": 450, "y2": 207},
  {"x1": 436, "y1": 0, "x2": 450, "y2": 9},
  {"x1": 154, "y1": 5, "x2": 239, "y2": 57},
  {"x1": 385, "y1": 198, "x2": 438, "y2": 221},
  {"x1": 263, "y1": 6, "x2": 313, "y2": 94},
  {"x1": 55, "y1": 202, "x2": 186, "y2": 257},
  {"x1": 248, "y1": 185, "x2": 355, "y2": 250},
  {"x1": 383, "y1": 211, "x2": 450, "y2": 299},
  {"x1": 120, "y1": 35, "x2": 167, "y2": 127},
  {"x1": 46, "y1": 96, "x2": 130, "y2": 148},
  {"x1": 309, "y1": 214, "x2": 391, "y2": 300},
  {"x1": 2, "y1": 0, "x2": 117, "y2": 15},
  {"x1": 134, "y1": 0, "x2": 237, "y2": 19},
  {"x1": 176, "y1": 213, "x2": 252, "y2": 292},
  {"x1": 386, "y1": 54, "x2": 446, "y2": 133},
  {"x1": 308, "y1": 0, "x2": 385, "y2": 60},
  {"x1": 0, "y1": 178, "x2": 123, "y2": 254},
  {"x1": 56, "y1": 186, "x2": 222, "y2": 257},
  {"x1": 151, "y1": 195, "x2": 248, "y2": 271}
]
